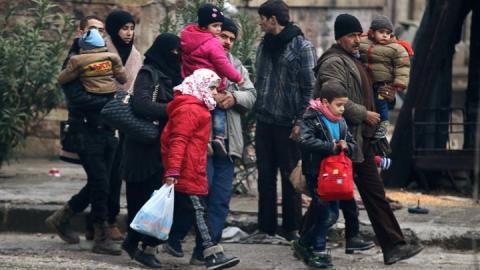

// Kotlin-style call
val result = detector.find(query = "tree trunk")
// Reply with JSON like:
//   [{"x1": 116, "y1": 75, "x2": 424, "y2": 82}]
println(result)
[{"x1": 384, "y1": 0, "x2": 472, "y2": 187}]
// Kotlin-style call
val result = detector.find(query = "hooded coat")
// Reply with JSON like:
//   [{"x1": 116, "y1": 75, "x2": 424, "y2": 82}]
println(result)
[
  {"x1": 160, "y1": 94, "x2": 211, "y2": 195},
  {"x1": 180, "y1": 24, "x2": 242, "y2": 86}
]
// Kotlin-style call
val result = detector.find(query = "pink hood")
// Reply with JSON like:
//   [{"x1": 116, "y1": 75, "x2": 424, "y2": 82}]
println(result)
[{"x1": 180, "y1": 24, "x2": 242, "y2": 86}]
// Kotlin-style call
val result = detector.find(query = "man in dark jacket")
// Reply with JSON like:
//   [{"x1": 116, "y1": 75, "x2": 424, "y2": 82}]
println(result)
[
  {"x1": 313, "y1": 13, "x2": 423, "y2": 265},
  {"x1": 253, "y1": 0, "x2": 316, "y2": 241},
  {"x1": 45, "y1": 15, "x2": 121, "y2": 255}
]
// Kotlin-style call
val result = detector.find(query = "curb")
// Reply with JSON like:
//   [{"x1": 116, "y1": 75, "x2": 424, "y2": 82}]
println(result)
[{"x1": 1, "y1": 203, "x2": 479, "y2": 251}]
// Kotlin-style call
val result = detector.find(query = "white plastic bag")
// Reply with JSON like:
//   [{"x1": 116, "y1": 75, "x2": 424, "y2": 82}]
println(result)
[{"x1": 130, "y1": 184, "x2": 174, "y2": 240}]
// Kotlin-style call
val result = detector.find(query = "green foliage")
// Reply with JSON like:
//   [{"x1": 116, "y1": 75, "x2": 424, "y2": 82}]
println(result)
[{"x1": 0, "y1": 0, "x2": 75, "y2": 167}]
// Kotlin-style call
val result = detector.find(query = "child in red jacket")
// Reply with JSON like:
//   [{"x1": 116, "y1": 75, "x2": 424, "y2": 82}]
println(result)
[
  {"x1": 180, "y1": 3, "x2": 244, "y2": 157},
  {"x1": 161, "y1": 68, "x2": 240, "y2": 270}
]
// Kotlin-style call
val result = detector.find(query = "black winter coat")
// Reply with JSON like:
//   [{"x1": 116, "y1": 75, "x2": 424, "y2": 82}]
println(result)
[
  {"x1": 298, "y1": 108, "x2": 356, "y2": 177},
  {"x1": 122, "y1": 65, "x2": 174, "y2": 183}
]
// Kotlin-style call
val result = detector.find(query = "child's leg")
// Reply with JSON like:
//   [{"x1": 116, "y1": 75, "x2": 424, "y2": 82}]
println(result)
[
  {"x1": 373, "y1": 84, "x2": 390, "y2": 122},
  {"x1": 185, "y1": 194, "x2": 239, "y2": 269},
  {"x1": 373, "y1": 83, "x2": 390, "y2": 139},
  {"x1": 212, "y1": 108, "x2": 226, "y2": 138},
  {"x1": 211, "y1": 108, "x2": 228, "y2": 157}
]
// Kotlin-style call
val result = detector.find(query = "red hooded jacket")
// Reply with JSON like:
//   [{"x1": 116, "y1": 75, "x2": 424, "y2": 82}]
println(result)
[
  {"x1": 161, "y1": 93, "x2": 211, "y2": 195},
  {"x1": 180, "y1": 24, "x2": 242, "y2": 89}
]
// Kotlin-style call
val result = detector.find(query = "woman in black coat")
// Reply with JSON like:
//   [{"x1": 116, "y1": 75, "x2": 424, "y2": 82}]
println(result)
[{"x1": 121, "y1": 33, "x2": 181, "y2": 268}]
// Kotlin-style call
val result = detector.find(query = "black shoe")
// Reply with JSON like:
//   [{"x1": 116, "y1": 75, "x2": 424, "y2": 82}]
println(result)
[
  {"x1": 121, "y1": 235, "x2": 139, "y2": 259},
  {"x1": 307, "y1": 251, "x2": 335, "y2": 269},
  {"x1": 204, "y1": 245, "x2": 240, "y2": 270},
  {"x1": 292, "y1": 240, "x2": 310, "y2": 263},
  {"x1": 135, "y1": 246, "x2": 162, "y2": 268},
  {"x1": 345, "y1": 235, "x2": 375, "y2": 254},
  {"x1": 384, "y1": 243, "x2": 423, "y2": 265},
  {"x1": 189, "y1": 251, "x2": 205, "y2": 266},
  {"x1": 281, "y1": 230, "x2": 300, "y2": 242},
  {"x1": 163, "y1": 241, "x2": 184, "y2": 257},
  {"x1": 212, "y1": 137, "x2": 228, "y2": 157}
]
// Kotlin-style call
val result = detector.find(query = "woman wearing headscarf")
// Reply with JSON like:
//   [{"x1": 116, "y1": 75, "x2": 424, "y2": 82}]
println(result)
[
  {"x1": 94, "y1": 10, "x2": 143, "y2": 241},
  {"x1": 121, "y1": 33, "x2": 182, "y2": 268}
]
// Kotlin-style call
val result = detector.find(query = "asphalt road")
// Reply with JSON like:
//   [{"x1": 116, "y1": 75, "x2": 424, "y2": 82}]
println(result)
[{"x1": 0, "y1": 233, "x2": 478, "y2": 270}]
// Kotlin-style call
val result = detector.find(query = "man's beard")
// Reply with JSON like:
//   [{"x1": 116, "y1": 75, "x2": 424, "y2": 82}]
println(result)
[{"x1": 352, "y1": 51, "x2": 360, "y2": 59}]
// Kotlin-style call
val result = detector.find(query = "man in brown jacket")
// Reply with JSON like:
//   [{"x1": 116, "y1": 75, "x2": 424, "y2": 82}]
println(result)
[
  {"x1": 313, "y1": 13, "x2": 423, "y2": 265},
  {"x1": 58, "y1": 28, "x2": 127, "y2": 94}
]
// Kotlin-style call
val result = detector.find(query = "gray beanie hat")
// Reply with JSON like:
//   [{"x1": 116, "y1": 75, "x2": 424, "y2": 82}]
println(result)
[{"x1": 370, "y1": 15, "x2": 394, "y2": 32}]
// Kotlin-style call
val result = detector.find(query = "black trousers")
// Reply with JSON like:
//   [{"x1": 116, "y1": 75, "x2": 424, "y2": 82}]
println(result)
[
  {"x1": 354, "y1": 139, "x2": 405, "y2": 252},
  {"x1": 68, "y1": 133, "x2": 123, "y2": 226},
  {"x1": 255, "y1": 121, "x2": 302, "y2": 234},
  {"x1": 107, "y1": 133, "x2": 124, "y2": 224},
  {"x1": 340, "y1": 199, "x2": 359, "y2": 239},
  {"x1": 68, "y1": 128, "x2": 117, "y2": 224},
  {"x1": 170, "y1": 191, "x2": 215, "y2": 251},
  {"x1": 125, "y1": 170, "x2": 163, "y2": 247}
]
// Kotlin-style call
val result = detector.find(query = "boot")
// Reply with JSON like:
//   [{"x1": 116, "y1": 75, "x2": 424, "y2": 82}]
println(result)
[
  {"x1": 85, "y1": 216, "x2": 94, "y2": 241},
  {"x1": 109, "y1": 223, "x2": 124, "y2": 241},
  {"x1": 92, "y1": 223, "x2": 122, "y2": 255},
  {"x1": 345, "y1": 235, "x2": 375, "y2": 254},
  {"x1": 203, "y1": 245, "x2": 240, "y2": 270},
  {"x1": 45, "y1": 204, "x2": 80, "y2": 244},
  {"x1": 134, "y1": 245, "x2": 162, "y2": 268}
]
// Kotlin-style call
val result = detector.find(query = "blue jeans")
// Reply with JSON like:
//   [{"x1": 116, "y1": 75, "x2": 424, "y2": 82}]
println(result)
[
  {"x1": 212, "y1": 108, "x2": 226, "y2": 138},
  {"x1": 168, "y1": 155, "x2": 234, "y2": 255},
  {"x1": 300, "y1": 174, "x2": 339, "y2": 252},
  {"x1": 374, "y1": 83, "x2": 389, "y2": 122}
]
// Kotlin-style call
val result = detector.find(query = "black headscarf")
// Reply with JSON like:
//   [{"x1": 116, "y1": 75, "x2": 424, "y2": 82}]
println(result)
[
  {"x1": 105, "y1": 10, "x2": 135, "y2": 65},
  {"x1": 144, "y1": 33, "x2": 182, "y2": 86}
]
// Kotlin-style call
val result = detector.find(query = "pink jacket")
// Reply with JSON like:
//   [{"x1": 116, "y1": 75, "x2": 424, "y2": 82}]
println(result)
[{"x1": 180, "y1": 24, "x2": 242, "y2": 88}]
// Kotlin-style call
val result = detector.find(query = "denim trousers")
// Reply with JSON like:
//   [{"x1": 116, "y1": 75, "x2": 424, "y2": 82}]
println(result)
[
  {"x1": 212, "y1": 108, "x2": 226, "y2": 138},
  {"x1": 300, "y1": 174, "x2": 339, "y2": 252}
]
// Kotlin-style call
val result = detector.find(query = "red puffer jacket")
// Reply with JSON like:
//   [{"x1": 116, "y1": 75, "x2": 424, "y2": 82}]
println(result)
[{"x1": 161, "y1": 94, "x2": 211, "y2": 195}]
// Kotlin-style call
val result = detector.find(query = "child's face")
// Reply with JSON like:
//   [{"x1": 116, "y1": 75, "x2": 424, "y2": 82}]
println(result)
[
  {"x1": 322, "y1": 97, "x2": 349, "y2": 116},
  {"x1": 118, "y1": 22, "x2": 135, "y2": 44},
  {"x1": 372, "y1": 29, "x2": 392, "y2": 45},
  {"x1": 207, "y1": 22, "x2": 222, "y2": 36},
  {"x1": 209, "y1": 84, "x2": 219, "y2": 97}
]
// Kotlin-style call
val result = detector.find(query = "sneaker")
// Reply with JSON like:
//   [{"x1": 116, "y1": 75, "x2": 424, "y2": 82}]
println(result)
[
  {"x1": 212, "y1": 136, "x2": 228, "y2": 157},
  {"x1": 374, "y1": 121, "x2": 389, "y2": 139},
  {"x1": 163, "y1": 242, "x2": 184, "y2": 257},
  {"x1": 203, "y1": 245, "x2": 240, "y2": 270},
  {"x1": 345, "y1": 235, "x2": 375, "y2": 254},
  {"x1": 189, "y1": 252, "x2": 205, "y2": 266},
  {"x1": 308, "y1": 251, "x2": 335, "y2": 269},
  {"x1": 383, "y1": 243, "x2": 423, "y2": 265}
]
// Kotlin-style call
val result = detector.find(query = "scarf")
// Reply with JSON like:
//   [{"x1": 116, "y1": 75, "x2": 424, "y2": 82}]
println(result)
[
  {"x1": 174, "y1": 68, "x2": 220, "y2": 110},
  {"x1": 106, "y1": 10, "x2": 135, "y2": 65},
  {"x1": 144, "y1": 33, "x2": 182, "y2": 86},
  {"x1": 308, "y1": 99, "x2": 342, "y2": 122},
  {"x1": 262, "y1": 23, "x2": 303, "y2": 60}
]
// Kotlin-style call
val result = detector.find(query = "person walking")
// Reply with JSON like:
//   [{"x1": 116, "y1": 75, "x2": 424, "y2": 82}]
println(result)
[
  {"x1": 164, "y1": 18, "x2": 256, "y2": 265},
  {"x1": 46, "y1": 15, "x2": 122, "y2": 256},
  {"x1": 120, "y1": 33, "x2": 181, "y2": 268},
  {"x1": 313, "y1": 13, "x2": 423, "y2": 265},
  {"x1": 253, "y1": 0, "x2": 316, "y2": 241}
]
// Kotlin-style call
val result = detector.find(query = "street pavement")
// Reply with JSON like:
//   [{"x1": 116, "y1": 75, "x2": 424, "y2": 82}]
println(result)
[
  {"x1": 0, "y1": 233, "x2": 478, "y2": 270},
  {"x1": 0, "y1": 159, "x2": 480, "y2": 269}
]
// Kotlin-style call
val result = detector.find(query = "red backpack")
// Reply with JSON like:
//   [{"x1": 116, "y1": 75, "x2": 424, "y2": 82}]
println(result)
[{"x1": 317, "y1": 151, "x2": 354, "y2": 201}]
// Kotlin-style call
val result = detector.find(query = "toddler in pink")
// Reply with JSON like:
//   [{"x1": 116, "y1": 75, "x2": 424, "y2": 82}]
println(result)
[{"x1": 180, "y1": 3, "x2": 244, "y2": 157}]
